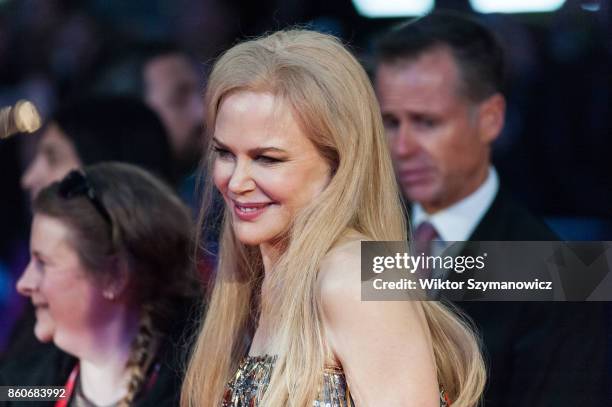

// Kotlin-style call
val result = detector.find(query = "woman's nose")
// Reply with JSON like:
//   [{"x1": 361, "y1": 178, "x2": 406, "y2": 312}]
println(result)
[
  {"x1": 16, "y1": 261, "x2": 39, "y2": 297},
  {"x1": 228, "y1": 160, "x2": 256, "y2": 194}
]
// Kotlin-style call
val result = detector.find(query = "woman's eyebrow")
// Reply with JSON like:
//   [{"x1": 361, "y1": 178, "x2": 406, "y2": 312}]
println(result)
[
  {"x1": 249, "y1": 146, "x2": 287, "y2": 155},
  {"x1": 212, "y1": 137, "x2": 287, "y2": 155}
]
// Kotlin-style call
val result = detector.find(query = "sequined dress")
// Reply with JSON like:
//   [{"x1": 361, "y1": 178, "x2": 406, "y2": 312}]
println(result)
[{"x1": 222, "y1": 355, "x2": 450, "y2": 406}]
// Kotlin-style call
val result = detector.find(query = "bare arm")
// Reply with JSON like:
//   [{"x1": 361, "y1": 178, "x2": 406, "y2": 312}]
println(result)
[{"x1": 319, "y1": 240, "x2": 440, "y2": 407}]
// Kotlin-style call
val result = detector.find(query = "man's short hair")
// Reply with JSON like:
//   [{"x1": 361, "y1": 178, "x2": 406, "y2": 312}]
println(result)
[{"x1": 375, "y1": 11, "x2": 505, "y2": 102}]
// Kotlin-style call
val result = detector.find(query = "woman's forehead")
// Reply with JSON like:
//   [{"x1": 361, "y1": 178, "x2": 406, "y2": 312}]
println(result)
[
  {"x1": 214, "y1": 91, "x2": 308, "y2": 150},
  {"x1": 31, "y1": 215, "x2": 74, "y2": 259}
]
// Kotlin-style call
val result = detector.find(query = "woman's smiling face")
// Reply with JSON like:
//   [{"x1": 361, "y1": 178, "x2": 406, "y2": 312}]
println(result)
[
  {"x1": 212, "y1": 91, "x2": 331, "y2": 247},
  {"x1": 16, "y1": 214, "x2": 111, "y2": 355}
]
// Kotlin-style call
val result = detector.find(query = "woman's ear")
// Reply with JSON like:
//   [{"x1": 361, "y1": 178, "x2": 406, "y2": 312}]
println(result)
[{"x1": 102, "y1": 256, "x2": 130, "y2": 301}]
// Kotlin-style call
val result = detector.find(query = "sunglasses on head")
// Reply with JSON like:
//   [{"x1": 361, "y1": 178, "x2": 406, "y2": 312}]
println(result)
[{"x1": 58, "y1": 170, "x2": 113, "y2": 225}]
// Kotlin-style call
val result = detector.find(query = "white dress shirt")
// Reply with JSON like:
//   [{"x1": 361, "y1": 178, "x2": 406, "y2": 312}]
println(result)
[{"x1": 412, "y1": 166, "x2": 499, "y2": 243}]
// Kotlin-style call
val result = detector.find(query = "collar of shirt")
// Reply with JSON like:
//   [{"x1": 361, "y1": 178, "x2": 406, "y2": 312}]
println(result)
[{"x1": 412, "y1": 166, "x2": 499, "y2": 242}]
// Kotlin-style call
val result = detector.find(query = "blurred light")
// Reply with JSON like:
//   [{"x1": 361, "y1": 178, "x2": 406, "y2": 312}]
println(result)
[
  {"x1": 0, "y1": 100, "x2": 42, "y2": 140},
  {"x1": 580, "y1": 2, "x2": 600, "y2": 11},
  {"x1": 469, "y1": 0, "x2": 566, "y2": 13},
  {"x1": 352, "y1": 0, "x2": 434, "y2": 18}
]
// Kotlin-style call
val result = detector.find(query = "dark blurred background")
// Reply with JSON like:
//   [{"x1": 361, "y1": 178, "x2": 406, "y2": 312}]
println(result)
[{"x1": 0, "y1": 0, "x2": 610, "y2": 352}]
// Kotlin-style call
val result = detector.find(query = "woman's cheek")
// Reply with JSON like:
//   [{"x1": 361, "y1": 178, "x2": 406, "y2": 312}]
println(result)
[
  {"x1": 256, "y1": 168, "x2": 292, "y2": 199},
  {"x1": 213, "y1": 160, "x2": 232, "y2": 192}
]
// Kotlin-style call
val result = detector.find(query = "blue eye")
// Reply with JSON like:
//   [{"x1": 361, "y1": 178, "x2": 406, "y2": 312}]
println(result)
[
  {"x1": 213, "y1": 146, "x2": 234, "y2": 159},
  {"x1": 257, "y1": 156, "x2": 283, "y2": 164}
]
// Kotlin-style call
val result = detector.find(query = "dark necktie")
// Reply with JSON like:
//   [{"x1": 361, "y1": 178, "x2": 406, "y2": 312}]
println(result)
[
  {"x1": 414, "y1": 221, "x2": 439, "y2": 258},
  {"x1": 413, "y1": 221, "x2": 441, "y2": 298}
]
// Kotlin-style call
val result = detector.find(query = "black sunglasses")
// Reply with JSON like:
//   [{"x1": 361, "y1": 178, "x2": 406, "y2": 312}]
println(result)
[{"x1": 58, "y1": 170, "x2": 113, "y2": 225}]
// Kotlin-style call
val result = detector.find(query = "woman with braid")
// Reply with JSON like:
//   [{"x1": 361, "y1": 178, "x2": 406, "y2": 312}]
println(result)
[{"x1": 3, "y1": 162, "x2": 199, "y2": 406}]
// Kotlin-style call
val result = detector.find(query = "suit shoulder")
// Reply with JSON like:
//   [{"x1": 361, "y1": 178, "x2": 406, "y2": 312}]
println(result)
[{"x1": 472, "y1": 187, "x2": 558, "y2": 241}]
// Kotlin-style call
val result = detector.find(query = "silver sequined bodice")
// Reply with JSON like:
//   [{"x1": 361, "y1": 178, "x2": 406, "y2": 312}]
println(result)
[
  {"x1": 221, "y1": 355, "x2": 450, "y2": 407},
  {"x1": 222, "y1": 355, "x2": 353, "y2": 406}
]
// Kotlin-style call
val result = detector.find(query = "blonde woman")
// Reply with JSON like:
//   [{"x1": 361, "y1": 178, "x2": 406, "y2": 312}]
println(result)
[{"x1": 182, "y1": 30, "x2": 485, "y2": 407}]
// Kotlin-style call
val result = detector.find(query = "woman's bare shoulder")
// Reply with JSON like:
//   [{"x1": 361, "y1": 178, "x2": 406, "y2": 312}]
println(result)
[
  {"x1": 316, "y1": 232, "x2": 439, "y2": 406},
  {"x1": 317, "y1": 230, "x2": 369, "y2": 300}
]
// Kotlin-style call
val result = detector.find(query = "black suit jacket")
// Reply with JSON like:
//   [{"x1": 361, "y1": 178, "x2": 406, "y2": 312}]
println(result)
[{"x1": 454, "y1": 187, "x2": 608, "y2": 406}]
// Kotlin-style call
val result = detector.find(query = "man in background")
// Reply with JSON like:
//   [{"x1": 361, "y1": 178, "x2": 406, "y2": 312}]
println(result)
[
  {"x1": 141, "y1": 45, "x2": 219, "y2": 272},
  {"x1": 374, "y1": 11, "x2": 606, "y2": 406},
  {"x1": 142, "y1": 45, "x2": 204, "y2": 180}
]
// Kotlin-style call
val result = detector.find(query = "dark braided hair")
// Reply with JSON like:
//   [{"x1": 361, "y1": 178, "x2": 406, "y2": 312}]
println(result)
[{"x1": 120, "y1": 305, "x2": 159, "y2": 407}]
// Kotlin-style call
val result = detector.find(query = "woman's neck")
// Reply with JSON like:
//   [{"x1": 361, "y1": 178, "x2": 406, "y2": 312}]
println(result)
[
  {"x1": 260, "y1": 242, "x2": 282, "y2": 274},
  {"x1": 254, "y1": 242, "x2": 284, "y2": 355},
  {"x1": 78, "y1": 307, "x2": 140, "y2": 405}
]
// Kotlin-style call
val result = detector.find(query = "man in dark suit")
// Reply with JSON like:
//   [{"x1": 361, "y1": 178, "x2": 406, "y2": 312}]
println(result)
[{"x1": 374, "y1": 11, "x2": 607, "y2": 406}]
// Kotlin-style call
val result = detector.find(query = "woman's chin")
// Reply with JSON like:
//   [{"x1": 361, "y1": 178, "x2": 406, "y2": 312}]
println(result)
[
  {"x1": 236, "y1": 236, "x2": 265, "y2": 247},
  {"x1": 33, "y1": 323, "x2": 54, "y2": 343},
  {"x1": 235, "y1": 232, "x2": 284, "y2": 248},
  {"x1": 233, "y1": 227, "x2": 269, "y2": 247}
]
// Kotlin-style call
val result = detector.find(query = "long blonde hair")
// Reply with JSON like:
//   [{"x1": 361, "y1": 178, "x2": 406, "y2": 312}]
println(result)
[{"x1": 182, "y1": 29, "x2": 485, "y2": 407}]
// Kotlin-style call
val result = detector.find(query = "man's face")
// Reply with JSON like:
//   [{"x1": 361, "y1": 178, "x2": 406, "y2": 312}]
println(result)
[
  {"x1": 376, "y1": 47, "x2": 497, "y2": 214},
  {"x1": 144, "y1": 53, "x2": 203, "y2": 163}
]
